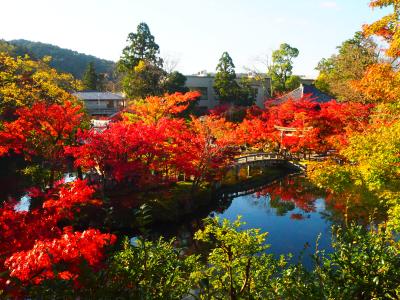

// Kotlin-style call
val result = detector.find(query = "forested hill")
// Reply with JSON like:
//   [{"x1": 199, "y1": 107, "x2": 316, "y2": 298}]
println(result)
[{"x1": 8, "y1": 39, "x2": 116, "y2": 79}]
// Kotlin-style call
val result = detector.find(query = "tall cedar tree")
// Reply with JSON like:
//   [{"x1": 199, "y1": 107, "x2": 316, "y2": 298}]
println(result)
[
  {"x1": 213, "y1": 52, "x2": 240, "y2": 104},
  {"x1": 118, "y1": 22, "x2": 163, "y2": 71},
  {"x1": 82, "y1": 62, "x2": 98, "y2": 90},
  {"x1": 118, "y1": 23, "x2": 165, "y2": 98},
  {"x1": 123, "y1": 60, "x2": 166, "y2": 98}
]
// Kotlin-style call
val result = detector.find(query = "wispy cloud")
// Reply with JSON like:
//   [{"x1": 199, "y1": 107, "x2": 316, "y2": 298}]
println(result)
[
  {"x1": 320, "y1": 1, "x2": 339, "y2": 9},
  {"x1": 273, "y1": 17, "x2": 287, "y2": 24}
]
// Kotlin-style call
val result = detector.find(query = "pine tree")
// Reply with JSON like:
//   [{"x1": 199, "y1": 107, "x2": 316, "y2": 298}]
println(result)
[
  {"x1": 118, "y1": 22, "x2": 163, "y2": 71},
  {"x1": 118, "y1": 23, "x2": 165, "y2": 98},
  {"x1": 213, "y1": 52, "x2": 240, "y2": 103},
  {"x1": 82, "y1": 62, "x2": 98, "y2": 90}
]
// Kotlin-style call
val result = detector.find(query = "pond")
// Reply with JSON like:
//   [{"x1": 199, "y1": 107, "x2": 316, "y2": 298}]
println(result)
[
  {"x1": 213, "y1": 176, "x2": 332, "y2": 266},
  {"x1": 151, "y1": 174, "x2": 384, "y2": 267},
  {"x1": 2, "y1": 158, "x2": 384, "y2": 268}
]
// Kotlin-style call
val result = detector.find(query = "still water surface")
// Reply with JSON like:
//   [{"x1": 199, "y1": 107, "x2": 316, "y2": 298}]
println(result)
[
  {"x1": 155, "y1": 175, "x2": 380, "y2": 266},
  {"x1": 7, "y1": 168, "x2": 380, "y2": 266},
  {"x1": 215, "y1": 180, "x2": 332, "y2": 265}
]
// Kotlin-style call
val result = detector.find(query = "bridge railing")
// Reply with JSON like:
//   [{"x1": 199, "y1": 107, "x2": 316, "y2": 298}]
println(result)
[
  {"x1": 236, "y1": 152, "x2": 286, "y2": 164},
  {"x1": 234, "y1": 152, "x2": 310, "y2": 171}
]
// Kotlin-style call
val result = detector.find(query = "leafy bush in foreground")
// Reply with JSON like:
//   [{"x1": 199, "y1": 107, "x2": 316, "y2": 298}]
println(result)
[{"x1": 4, "y1": 217, "x2": 400, "y2": 299}]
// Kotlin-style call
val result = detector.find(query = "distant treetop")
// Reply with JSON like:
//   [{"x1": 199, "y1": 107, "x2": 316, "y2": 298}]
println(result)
[{"x1": 118, "y1": 22, "x2": 163, "y2": 72}]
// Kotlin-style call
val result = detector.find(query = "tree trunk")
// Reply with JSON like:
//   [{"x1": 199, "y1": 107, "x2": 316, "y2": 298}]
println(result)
[
  {"x1": 77, "y1": 166, "x2": 83, "y2": 180},
  {"x1": 49, "y1": 167, "x2": 55, "y2": 189}
]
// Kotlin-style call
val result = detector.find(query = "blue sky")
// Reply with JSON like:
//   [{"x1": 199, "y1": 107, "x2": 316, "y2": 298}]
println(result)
[{"x1": 0, "y1": 0, "x2": 389, "y2": 77}]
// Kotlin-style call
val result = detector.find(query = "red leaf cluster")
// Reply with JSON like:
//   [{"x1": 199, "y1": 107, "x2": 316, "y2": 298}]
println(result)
[
  {"x1": 237, "y1": 96, "x2": 372, "y2": 153},
  {"x1": 5, "y1": 228, "x2": 116, "y2": 284},
  {"x1": 0, "y1": 100, "x2": 83, "y2": 160},
  {"x1": 67, "y1": 114, "x2": 240, "y2": 189},
  {"x1": 0, "y1": 180, "x2": 115, "y2": 291}
]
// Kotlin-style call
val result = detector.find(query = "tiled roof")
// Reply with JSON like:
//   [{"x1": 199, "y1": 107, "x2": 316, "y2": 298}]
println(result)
[
  {"x1": 73, "y1": 91, "x2": 125, "y2": 100},
  {"x1": 275, "y1": 84, "x2": 334, "y2": 104},
  {"x1": 276, "y1": 86, "x2": 303, "y2": 103},
  {"x1": 303, "y1": 85, "x2": 333, "y2": 103}
]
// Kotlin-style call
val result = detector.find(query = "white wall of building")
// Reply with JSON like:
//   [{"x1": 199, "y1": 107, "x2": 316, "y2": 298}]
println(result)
[
  {"x1": 185, "y1": 76, "x2": 217, "y2": 108},
  {"x1": 184, "y1": 75, "x2": 271, "y2": 109}
]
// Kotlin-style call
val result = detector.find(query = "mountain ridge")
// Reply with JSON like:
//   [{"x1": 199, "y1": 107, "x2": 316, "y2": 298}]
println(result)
[{"x1": 8, "y1": 39, "x2": 116, "y2": 79}]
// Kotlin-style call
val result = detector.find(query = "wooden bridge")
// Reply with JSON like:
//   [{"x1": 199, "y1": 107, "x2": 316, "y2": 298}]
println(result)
[
  {"x1": 234, "y1": 152, "x2": 307, "y2": 171},
  {"x1": 236, "y1": 152, "x2": 285, "y2": 164}
]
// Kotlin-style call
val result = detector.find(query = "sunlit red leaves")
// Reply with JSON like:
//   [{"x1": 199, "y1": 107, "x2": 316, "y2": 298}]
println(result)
[
  {"x1": 42, "y1": 179, "x2": 100, "y2": 216},
  {"x1": 317, "y1": 100, "x2": 373, "y2": 149},
  {"x1": 67, "y1": 118, "x2": 192, "y2": 186},
  {"x1": 236, "y1": 96, "x2": 372, "y2": 153},
  {"x1": 183, "y1": 116, "x2": 240, "y2": 185},
  {"x1": 5, "y1": 228, "x2": 116, "y2": 284},
  {"x1": 240, "y1": 96, "x2": 322, "y2": 153},
  {"x1": 0, "y1": 203, "x2": 60, "y2": 260},
  {"x1": 0, "y1": 180, "x2": 112, "y2": 290},
  {"x1": 0, "y1": 100, "x2": 84, "y2": 162},
  {"x1": 68, "y1": 114, "x2": 240, "y2": 189},
  {"x1": 235, "y1": 118, "x2": 274, "y2": 150}
]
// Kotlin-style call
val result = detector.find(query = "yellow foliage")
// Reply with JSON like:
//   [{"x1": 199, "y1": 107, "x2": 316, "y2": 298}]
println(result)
[
  {"x1": 364, "y1": 0, "x2": 400, "y2": 58},
  {"x1": 0, "y1": 53, "x2": 82, "y2": 116},
  {"x1": 351, "y1": 63, "x2": 400, "y2": 103},
  {"x1": 309, "y1": 113, "x2": 400, "y2": 228},
  {"x1": 134, "y1": 60, "x2": 146, "y2": 73}
]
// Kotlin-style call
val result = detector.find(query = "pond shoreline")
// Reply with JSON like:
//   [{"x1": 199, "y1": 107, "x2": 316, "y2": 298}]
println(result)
[{"x1": 148, "y1": 165, "x2": 300, "y2": 228}]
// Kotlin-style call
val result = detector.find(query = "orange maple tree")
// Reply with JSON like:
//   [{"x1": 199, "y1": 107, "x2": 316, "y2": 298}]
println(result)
[
  {"x1": 125, "y1": 91, "x2": 201, "y2": 123},
  {"x1": 352, "y1": 0, "x2": 400, "y2": 102}
]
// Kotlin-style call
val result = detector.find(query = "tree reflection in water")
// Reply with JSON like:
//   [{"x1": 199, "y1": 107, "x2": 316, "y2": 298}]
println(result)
[
  {"x1": 250, "y1": 176, "x2": 324, "y2": 220},
  {"x1": 150, "y1": 175, "x2": 388, "y2": 263},
  {"x1": 248, "y1": 175, "x2": 386, "y2": 224}
]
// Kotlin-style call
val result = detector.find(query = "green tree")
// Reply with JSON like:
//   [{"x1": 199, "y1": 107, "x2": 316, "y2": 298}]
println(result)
[
  {"x1": 118, "y1": 22, "x2": 163, "y2": 71},
  {"x1": 162, "y1": 71, "x2": 189, "y2": 94},
  {"x1": 192, "y1": 217, "x2": 286, "y2": 299},
  {"x1": 122, "y1": 60, "x2": 166, "y2": 98},
  {"x1": 0, "y1": 40, "x2": 16, "y2": 55},
  {"x1": 238, "y1": 77, "x2": 257, "y2": 106},
  {"x1": 315, "y1": 32, "x2": 379, "y2": 102},
  {"x1": 118, "y1": 23, "x2": 166, "y2": 98},
  {"x1": 82, "y1": 62, "x2": 98, "y2": 90},
  {"x1": 285, "y1": 74, "x2": 301, "y2": 91},
  {"x1": 267, "y1": 43, "x2": 300, "y2": 95},
  {"x1": 103, "y1": 237, "x2": 198, "y2": 299},
  {"x1": 213, "y1": 52, "x2": 240, "y2": 104}
]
